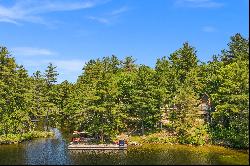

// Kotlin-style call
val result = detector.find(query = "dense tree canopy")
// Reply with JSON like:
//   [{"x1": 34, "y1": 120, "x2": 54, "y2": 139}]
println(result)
[{"x1": 0, "y1": 33, "x2": 248, "y2": 148}]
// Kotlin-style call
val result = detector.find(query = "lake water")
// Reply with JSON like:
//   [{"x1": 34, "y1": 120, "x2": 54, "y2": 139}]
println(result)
[{"x1": 0, "y1": 128, "x2": 248, "y2": 165}]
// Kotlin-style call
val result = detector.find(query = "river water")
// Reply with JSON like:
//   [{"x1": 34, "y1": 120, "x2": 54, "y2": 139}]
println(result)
[{"x1": 0, "y1": 128, "x2": 248, "y2": 165}]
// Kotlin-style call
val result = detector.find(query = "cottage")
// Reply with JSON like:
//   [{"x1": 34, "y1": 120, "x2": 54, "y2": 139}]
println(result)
[
  {"x1": 197, "y1": 93, "x2": 211, "y2": 122},
  {"x1": 160, "y1": 93, "x2": 212, "y2": 128}
]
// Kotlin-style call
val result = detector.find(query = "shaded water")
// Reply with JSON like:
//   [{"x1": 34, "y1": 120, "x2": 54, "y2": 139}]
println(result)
[{"x1": 0, "y1": 129, "x2": 248, "y2": 165}]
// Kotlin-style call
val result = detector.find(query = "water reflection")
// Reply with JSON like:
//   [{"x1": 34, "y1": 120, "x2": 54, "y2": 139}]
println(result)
[
  {"x1": 0, "y1": 128, "x2": 248, "y2": 165},
  {"x1": 24, "y1": 139, "x2": 70, "y2": 165},
  {"x1": 69, "y1": 150, "x2": 127, "y2": 165},
  {"x1": 0, "y1": 144, "x2": 26, "y2": 165},
  {"x1": 24, "y1": 128, "x2": 71, "y2": 165}
]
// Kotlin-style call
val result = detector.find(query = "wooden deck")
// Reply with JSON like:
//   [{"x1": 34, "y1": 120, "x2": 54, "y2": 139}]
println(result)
[{"x1": 68, "y1": 144, "x2": 128, "y2": 150}]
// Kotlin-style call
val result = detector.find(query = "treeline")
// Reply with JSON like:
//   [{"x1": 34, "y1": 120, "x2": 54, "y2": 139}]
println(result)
[{"x1": 0, "y1": 33, "x2": 248, "y2": 148}]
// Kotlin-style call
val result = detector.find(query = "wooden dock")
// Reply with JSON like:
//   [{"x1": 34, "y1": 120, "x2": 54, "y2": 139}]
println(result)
[{"x1": 68, "y1": 144, "x2": 128, "y2": 150}]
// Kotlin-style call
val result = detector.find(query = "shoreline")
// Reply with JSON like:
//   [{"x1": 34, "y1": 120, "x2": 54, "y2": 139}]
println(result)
[
  {"x1": 128, "y1": 142, "x2": 249, "y2": 155},
  {"x1": 0, "y1": 131, "x2": 54, "y2": 145},
  {"x1": 1, "y1": 130, "x2": 248, "y2": 152},
  {"x1": 126, "y1": 132, "x2": 249, "y2": 151},
  {"x1": 128, "y1": 142, "x2": 249, "y2": 152}
]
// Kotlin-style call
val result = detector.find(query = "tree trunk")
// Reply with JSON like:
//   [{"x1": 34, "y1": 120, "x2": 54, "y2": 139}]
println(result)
[
  {"x1": 100, "y1": 130, "x2": 104, "y2": 143},
  {"x1": 46, "y1": 109, "x2": 49, "y2": 131},
  {"x1": 101, "y1": 115, "x2": 104, "y2": 143},
  {"x1": 141, "y1": 121, "x2": 144, "y2": 135}
]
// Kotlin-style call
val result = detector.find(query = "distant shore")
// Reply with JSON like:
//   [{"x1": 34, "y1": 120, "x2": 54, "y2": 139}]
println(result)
[{"x1": 0, "y1": 131, "x2": 54, "y2": 145}]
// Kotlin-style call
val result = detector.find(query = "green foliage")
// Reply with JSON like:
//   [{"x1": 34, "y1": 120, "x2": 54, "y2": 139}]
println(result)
[
  {"x1": 0, "y1": 33, "x2": 248, "y2": 149},
  {"x1": 0, "y1": 46, "x2": 59, "y2": 139},
  {"x1": 69, "y1": 56, "x2": 125, "y2": 142},
  {"x1": 131, "y1": 65, "x2": 161, "y2": 135},
  {"x1": 208, "y1": 34, "x2": 249, "y2": 148},
  {"x1": 221, "y1": 33, "x2": 249, "y2": 64},
  {"x1": 0, "y1": 47, "x2": 33, "y2": 135},
  {"x1": 155, "y1": 56, "x2": 174, "y2": 106},
  {"x1": 0, "y1": 131, "x2": 54, "y2": 144},
  {"x1": 169, "y1": 42, "x2": 198, "y2": 84},
  {"x1": 129, "y1": 132, "x2": 178, "y2": 144},
  {"x1": 45, "y1": 63, "x2": 59, "y2": 86},
  {"x1": 171, "y1": 86, "x2": 209, "y2": 145}
]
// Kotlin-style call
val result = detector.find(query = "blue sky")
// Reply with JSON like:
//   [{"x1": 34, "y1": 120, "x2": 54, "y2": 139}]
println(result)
[{"x1": 0, "y1": 0, "x2": 249, "y2": 83}]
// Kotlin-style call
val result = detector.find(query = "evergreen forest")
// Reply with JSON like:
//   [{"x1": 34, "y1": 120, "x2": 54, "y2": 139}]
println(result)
[{"x1": 0, "y1": 33, "x2": 249, "y2": 149}]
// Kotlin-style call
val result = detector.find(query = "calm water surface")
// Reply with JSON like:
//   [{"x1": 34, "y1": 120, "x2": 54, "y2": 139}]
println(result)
[{"x1": 0, "y1": 128, "x2": 248, "y2": 165}]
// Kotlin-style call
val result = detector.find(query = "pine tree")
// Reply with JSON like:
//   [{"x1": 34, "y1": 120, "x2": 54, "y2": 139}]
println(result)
[
  {"x1": 171, "y1": 85, "x2": 208, "y2": 145},
  {"x1": 169, "y1": 42, "x2": 199, "y2": 84},
  {"x1": 0, "y1": 47, "x2": 33, "y2": 134},
  {"x1": 131, "y1": 65, "x2": 161, "y2": 135},
  {"x1": 30, "y1": 70, "x2": 47, "y2": 130},
  {"x1": 221, "y1": 33, "x2": 249, "y2": 64},
  {"x1": 71, "y1": 56, "x2": 125, "y2": 142},
  {"x1": 205, "y1": 34, "x2": 249, "y2": 148},
  {"x1": 155, "y1": 56, "x2": 176, "y2": 108},
  {"x1": 44, "y1": 63, "x2": 59, "y2": 130},
  {"x1": 55, "y1": 80, "x2": 73, "y2": 127}
]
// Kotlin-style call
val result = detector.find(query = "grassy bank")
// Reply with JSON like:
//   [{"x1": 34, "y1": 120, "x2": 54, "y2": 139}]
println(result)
[
  {"x1": 0, "y1": 131, "x2": 54, "y2": 145},
  {"x1": 128, "y1": 131, "x2": 178, "y2": 145},
  {"x1": 127, "y1": 131, "x2": 249, "y2": 152}
]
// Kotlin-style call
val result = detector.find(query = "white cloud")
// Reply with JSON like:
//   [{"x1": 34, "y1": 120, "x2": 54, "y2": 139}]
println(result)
[
  {"x1": 12, "y1": 47, "x2": 57, "y2": 56},
  {"x1": 202, "y1": 26, "x2": 216, "y2": 32},
  {"x1": 87, "y1": 6, "x2": 129, "y2": 24},
  {"x1": 0, "y1": 0, "x2": 108, "y2": 25},
  {"x1": 174, "y1": 0, "x2": 224, "y2": 8},
  {"x1": 0, "y1": 18, "x2": 20, "y2": 25},
  {"x1": 87, "y1": 16, "x2": 110, "y2": 24},
  {"x1": 110, "y1": 6, "x2": 129, "y2": 15},
  {"x1": 51, "y1": 60, "x2": 86, "y2": 72}
]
